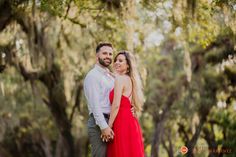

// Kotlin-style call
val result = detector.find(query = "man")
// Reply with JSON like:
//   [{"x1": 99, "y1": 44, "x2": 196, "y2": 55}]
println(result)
[{"x1": 83, "y1": 42, "x2": 114, "y2": 157}]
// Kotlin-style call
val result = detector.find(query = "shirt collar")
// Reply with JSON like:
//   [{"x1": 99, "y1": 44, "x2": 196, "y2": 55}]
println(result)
[{"x1": 94, "y1": 64, "x2": 110, "y2": 74}]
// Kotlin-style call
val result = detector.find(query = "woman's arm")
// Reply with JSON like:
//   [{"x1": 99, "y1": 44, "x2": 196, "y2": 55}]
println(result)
[{"x1": 108, "y1": 76, "x2": 124, "y2": 128}]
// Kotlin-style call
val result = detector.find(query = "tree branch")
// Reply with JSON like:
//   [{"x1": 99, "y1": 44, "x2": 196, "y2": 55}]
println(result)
[
  {"x1": 177, "y1": 123, "x2": 190, "y2": 144},
  {"x1": 63, "y1": 0, "x2": 73, "y2": 19},
  {"x1": 69, "y1": 81, "x2": 83, "y2": 123}
]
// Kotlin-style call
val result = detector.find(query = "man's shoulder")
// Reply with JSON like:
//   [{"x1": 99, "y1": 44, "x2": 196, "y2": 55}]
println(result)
[
  {"x1": 84, "y1": 68, "x2": 100, "y2": 82},
  {"x1": 86, "y1": 68, "x2": 95, "y2": 76}
]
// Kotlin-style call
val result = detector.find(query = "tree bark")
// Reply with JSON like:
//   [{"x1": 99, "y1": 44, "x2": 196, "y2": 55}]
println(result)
[
  {"x1": 19, "y1": 63, "x2": 74, "y2": 157},
  {"x1": 123, "y1": 0, "x2": 136, "y2": 51},
  {"x1": 151, "y1": 92, "x2": 180, "y2": 157},
  {"x1": 1, "y1": 1, "x2": 76, "y2": 156},
  {"x1": 150, "y1": 72, "x2": 187, "y2": 157},
  {"x1": 151, "y1": 118, "x2": 165, "y2": 157},
  {"x1": 162, "y1": 131, "x2": 174, "y2": 157},
  {"x1": 0, "y1": 146, "x2": 13, "y2": 157},
  {"x1": 202, "y1": 125, "x2": 218, "y2": 157},
  {"x1": 0, "y1": 0, "x2": 12, "y2": 31}
]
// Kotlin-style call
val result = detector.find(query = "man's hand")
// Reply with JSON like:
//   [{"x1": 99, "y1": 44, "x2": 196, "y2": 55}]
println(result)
[
  {"x1": 101, "y1": 127, "x2": 114, "y2": 142},
  {"x1": 131, "y1": 106, "x2": 137, "y2": 117}
]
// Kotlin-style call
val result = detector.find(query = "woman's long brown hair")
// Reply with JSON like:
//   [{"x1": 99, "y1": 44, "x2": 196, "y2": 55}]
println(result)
[{"x1": 114, "y1": 51, "x2": 144, "y2": 113}]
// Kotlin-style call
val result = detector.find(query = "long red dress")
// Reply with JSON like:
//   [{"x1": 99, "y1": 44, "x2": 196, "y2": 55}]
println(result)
[{"x1": 107, "y1": 89, "x2": 145, "y2": 157}]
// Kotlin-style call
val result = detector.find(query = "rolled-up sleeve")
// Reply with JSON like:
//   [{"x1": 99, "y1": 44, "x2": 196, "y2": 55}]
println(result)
[{"x1": 84, "y1": 74, "x2": 109, "y2": 130}]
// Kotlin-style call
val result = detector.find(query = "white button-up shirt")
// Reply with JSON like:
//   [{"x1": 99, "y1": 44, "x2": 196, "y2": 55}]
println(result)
[{"x1": 83, "y1": 64, "x2": 114, "y2": 129}]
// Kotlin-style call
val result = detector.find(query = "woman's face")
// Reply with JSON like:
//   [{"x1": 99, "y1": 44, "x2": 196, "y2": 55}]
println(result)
[{"x1": 114, "y1": 54, "x2": 129, "y2": 74}]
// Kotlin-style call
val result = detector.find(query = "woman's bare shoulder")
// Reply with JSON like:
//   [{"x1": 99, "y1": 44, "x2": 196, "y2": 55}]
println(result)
[{"x1": 115, "y1": 74, "x2": 128, "y2": 83}]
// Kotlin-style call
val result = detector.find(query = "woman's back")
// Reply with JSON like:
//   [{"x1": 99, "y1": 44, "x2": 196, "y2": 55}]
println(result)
[{"x1": 107, "y1": 87, "x2": 144, "y2": 157}]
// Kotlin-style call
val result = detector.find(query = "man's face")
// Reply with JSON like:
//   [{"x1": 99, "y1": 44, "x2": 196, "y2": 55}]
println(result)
[{"x1": 96, "y1": 46, "x2": 113, "y2": 67}]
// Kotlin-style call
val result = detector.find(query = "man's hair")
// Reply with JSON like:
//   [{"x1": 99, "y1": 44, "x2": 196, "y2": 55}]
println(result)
[{"x1": 96, "y1": 42, "x2": 113, "y2": 53}]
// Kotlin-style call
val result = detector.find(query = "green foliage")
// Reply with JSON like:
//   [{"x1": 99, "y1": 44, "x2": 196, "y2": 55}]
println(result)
[
  {"x1": 40, "y1": 0, "x2": 65, "y2": 16},
  {"x1": 0, "y1": 0, "x2": 236, "y2": 157}
]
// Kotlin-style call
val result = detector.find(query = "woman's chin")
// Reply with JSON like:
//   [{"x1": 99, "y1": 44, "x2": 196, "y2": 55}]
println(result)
[
  {"x1": 114, "y1": 70, "x2": 121, "y2": 74},
  {"x1": 115, "y1": 72, "x2": 126, "y2": 75}
]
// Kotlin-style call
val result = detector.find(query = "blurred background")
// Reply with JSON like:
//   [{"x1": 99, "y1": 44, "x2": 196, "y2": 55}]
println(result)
[{"x1": 0, "y1": 0, "x2": 236, "y2": 157}]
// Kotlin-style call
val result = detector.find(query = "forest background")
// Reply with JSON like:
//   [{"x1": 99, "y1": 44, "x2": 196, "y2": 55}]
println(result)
[{"x1": 0, "y1": 0, "x2": 236, "y2": 157}]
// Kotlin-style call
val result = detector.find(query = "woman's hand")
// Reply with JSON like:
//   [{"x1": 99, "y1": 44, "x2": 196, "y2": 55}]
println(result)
[{"x1": 108, "y1": 121, "x2": 113, "y2": 128}]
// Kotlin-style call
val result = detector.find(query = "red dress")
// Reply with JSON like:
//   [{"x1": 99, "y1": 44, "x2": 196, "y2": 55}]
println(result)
[{"x1": 107, "y1": 89, "x2": 145, "y2": 157}]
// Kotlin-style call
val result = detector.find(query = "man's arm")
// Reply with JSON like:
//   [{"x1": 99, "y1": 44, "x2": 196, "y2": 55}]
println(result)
[{"x1": 84, "y1": 74, "x2": 108, "y2": 130}]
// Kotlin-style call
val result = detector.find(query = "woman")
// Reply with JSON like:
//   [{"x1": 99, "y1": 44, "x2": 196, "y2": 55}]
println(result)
[{"x1": 107, "y1": 51, "x2": 145, "y2": 157}]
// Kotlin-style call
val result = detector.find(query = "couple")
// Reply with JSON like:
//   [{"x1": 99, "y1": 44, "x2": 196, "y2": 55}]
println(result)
[{"x1": 83, "y1": 42, "x2": 144, "y2": 157}]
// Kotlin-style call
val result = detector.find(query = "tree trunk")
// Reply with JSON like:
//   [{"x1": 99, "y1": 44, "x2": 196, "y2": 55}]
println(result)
[
  {"x1": 186, "y1": 118, "x2": 204, "y2": 157},
  {"x1": 123, "y1": 0, "x2": 136, "y2": 51},
  {"x1": 150, "y1": 78, "x2": 185, "y2": 157},
  {"x1": 0, "y1": 0, "x2": 12, "y2": 31},
  {"x1": 19, "y1": 63, "x2": 75, "y2": 157},
  {"x1": 151, "y1": 92, "x2": 178, "y2": 157},
  {"x1": 36, "y1": 64, "x2": 75, "y2": 157},
  {"x1": 151, "y1": 119, "x2": 165, "y2": 157},
  {"x1": 162, "y1": 131, "x2": 174, "y2": 157},
  {"x1": 202, "y1": 125, "x2": 218, "y2": 157},
  {"x1": 186, "y1": 94, "x2": 214, "y2": 157},
  {"x1": 1, "y1": 1, "x2": 76, "y2": 156},
  {"x1": 0, "y1": 146, "x2": 13, "y2": 157}
]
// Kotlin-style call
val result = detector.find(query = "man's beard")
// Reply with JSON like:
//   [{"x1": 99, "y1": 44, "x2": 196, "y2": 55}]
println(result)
[{"x1": 98, "y1": 57, "x2": 112, "y2": 67}]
